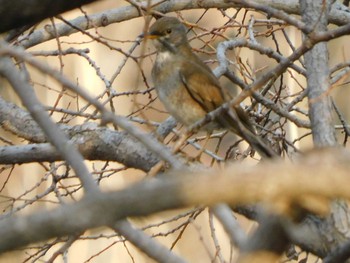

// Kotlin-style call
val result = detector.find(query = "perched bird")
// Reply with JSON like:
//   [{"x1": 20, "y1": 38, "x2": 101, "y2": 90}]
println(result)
[{"x1": 146, "y1": 17, "x2": 276, "y2": 158}]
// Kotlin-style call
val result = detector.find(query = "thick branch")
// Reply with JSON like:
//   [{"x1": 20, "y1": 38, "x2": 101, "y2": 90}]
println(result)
[
  {"x1": 0, "y1": 131, "x2": 160, "y2": 171},
  {"x1": 0, "y1": 148, "x2": 349, "y2": 255},
  {"x1": 14, "y1": 0, "x2": 350, "y2": 49},
  {"x1": 0, "y1": 95, "x2": 160, "y2": 170},
  {"x1": 302, "y1": 0, "x2": 336, "y2": 147}
]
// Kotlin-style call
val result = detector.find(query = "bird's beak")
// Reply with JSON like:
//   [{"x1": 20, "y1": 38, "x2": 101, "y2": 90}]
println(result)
[
  {"x1": 140, "y1": 32, "x2": 161, "y2": 40},
  {"x1": 145, "y1": 34, "x2": 159, "y2": 39}
]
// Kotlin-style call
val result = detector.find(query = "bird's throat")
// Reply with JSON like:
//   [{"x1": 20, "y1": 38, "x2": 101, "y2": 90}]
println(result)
[{"x1": 156, "y1": 51, "x2": 173, "y2": 65}]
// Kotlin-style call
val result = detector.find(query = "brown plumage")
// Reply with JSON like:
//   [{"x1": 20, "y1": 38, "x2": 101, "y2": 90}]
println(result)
[{"x1": 148, "y1": 17, "x2": 276, "y2": 158}]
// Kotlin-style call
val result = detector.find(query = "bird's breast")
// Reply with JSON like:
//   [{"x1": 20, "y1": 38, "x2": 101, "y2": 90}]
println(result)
[
  {"x1": 155, "y1": 77, "x2": 214, "y2": 129},
  {"x1": 152, "y1": 51, "x2": 178, "y2": 83},
  {"x1": 152, "y1": 51, "x2": 218, "y2": 130}
]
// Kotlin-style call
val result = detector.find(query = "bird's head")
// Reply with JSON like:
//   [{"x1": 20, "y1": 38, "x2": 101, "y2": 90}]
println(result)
[{"x1": 146, "y1": 17, "x2": 189, "y2": 53}]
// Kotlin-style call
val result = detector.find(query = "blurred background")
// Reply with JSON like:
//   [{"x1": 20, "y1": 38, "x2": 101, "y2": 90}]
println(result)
[{"x1": 0, "y1": 0, "x2": 349, "y2": 262}]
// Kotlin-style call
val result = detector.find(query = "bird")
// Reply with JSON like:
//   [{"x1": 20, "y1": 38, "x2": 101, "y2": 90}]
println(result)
[{"x1": 146, "y1": 17, "x2": 276, "y2": 159}]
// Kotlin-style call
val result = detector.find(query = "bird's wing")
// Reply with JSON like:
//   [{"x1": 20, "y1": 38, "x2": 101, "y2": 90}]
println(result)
[
  {"x1": 178, "y1": 55, "x2": 276, "y2": 158},
  {"x1": 180, "y1": 56, "x2": 258, "y2": 131},
  {"x1": 179, "y1": 59, "x2": 226, "y2": 112}
]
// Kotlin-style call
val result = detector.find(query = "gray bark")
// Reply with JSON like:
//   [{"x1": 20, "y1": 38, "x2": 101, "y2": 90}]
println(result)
[
  {"x1": 301, "y1": 0, "x2": 337, "y2": 147},
  {"x1": 300, "y1": 0, "x2": 350, "y2": 260}
]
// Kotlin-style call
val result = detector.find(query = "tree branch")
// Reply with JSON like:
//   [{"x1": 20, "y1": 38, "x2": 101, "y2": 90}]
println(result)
[
  {"x1": 13, "y1": 0, "x2": 350, "y2": 49},
  {"x1": 0, "y1": 48, "x2": 98, "y2": 194},
  {"x1": 0, "y1": 148, "x2": 349, "y2": 256}
]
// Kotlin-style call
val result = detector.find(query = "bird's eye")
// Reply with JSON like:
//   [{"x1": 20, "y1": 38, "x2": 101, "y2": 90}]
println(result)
[{"x1": 166, "y1": 29, "x2": 172, "y2": 34}]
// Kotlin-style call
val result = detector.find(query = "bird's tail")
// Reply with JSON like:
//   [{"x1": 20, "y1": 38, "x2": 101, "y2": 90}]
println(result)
[
  {"x1": 238, "y1": 128, "x2": 277, "y2": 159},
  {"x1": 221, "y1": 107, "x2": 277, "y2": 159}
]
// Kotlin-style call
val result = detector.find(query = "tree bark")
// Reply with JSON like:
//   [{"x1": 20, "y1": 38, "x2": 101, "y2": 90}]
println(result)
[
  {"x1": 300, "y1": 0, "x2": 350, "y2": 259},
  {"x1": 302, "y1": 0, "x2": 336, "y2": 147}
]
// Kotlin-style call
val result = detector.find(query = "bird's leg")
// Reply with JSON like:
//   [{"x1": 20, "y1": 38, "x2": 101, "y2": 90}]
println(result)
[
  {"x1": 171, "y1": 129, "x2": 193, "y2": 155},
  {"x1": 147, "y1": 130, "x2": 192, "y2": 177},
  {"x1": 147, "y1": 160, "x2": 165, "y2": 177}
]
